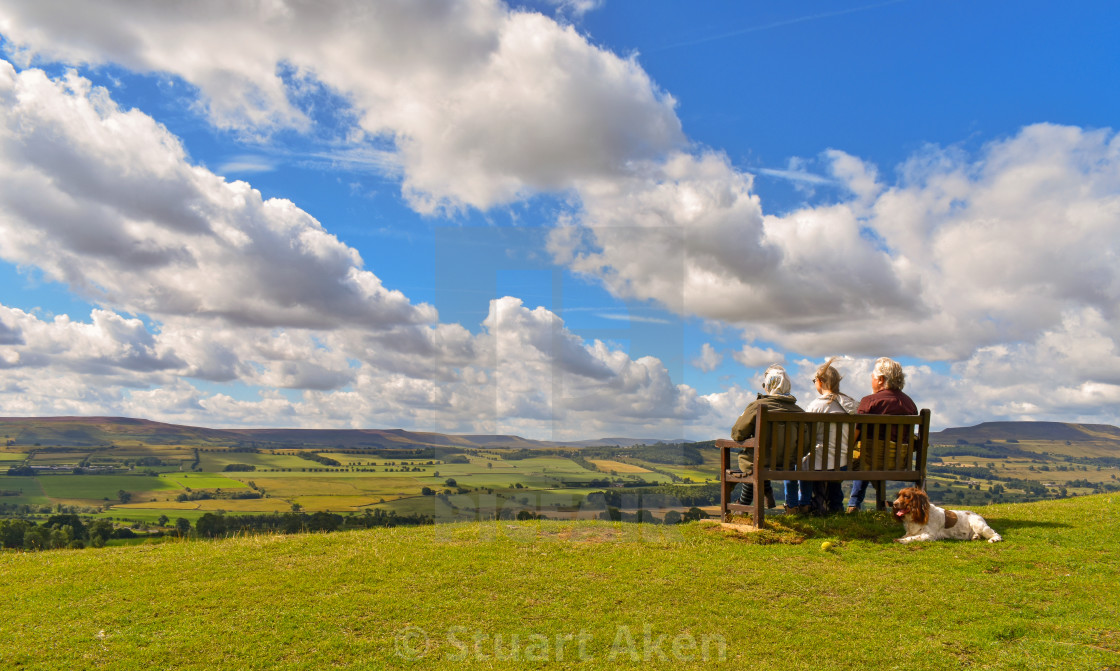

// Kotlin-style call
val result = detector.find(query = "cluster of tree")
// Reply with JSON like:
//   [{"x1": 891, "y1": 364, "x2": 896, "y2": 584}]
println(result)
[
  {"x1": 557, "y1": 477, "x2": 616, "y2": 488},
  {"x1": 646, "y1": 483, "x2": 720, "y2": 506},
  {"x1": 222, "y1": 463, "x2": 257, "y2": 472},
  {"x1": 192, "y1": 509, "x2": 432, "y2": 538},
  {"x1": 566, "y1": 454, "x2": 597, "y2": 472},
  {"x1": 175, "y1": 489, "x2": 262, "y2": 502},
  {"x1": 1065, "y1": 479, "x2": 1120, "y2": 492},
  {"x1": 1071, "y1": 455, "x2": 1120, "y2": 469},
  {"x1": 928, "y1": 465, "x2": 998, "y2": 480},
  {"x1": 1000, "y1": 478, "x2": 1051, "y2": 497},
  {"x1": 296, "y1": 452, "x2": 342, "y2": 467},
  {"x1": 583, "y1": 484, "x2": 719, "y2": 510},
  {"x1": 6, "y1": 466, "x2": 35, "y2": 476},
  {"x1": 0, "y1": 514, "x2": 136, "y2": 550}
]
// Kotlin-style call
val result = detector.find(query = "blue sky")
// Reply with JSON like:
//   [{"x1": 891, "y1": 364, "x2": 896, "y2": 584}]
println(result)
[{"x1": 1, "y1": 0, "x2": 1119, "y2": 439}]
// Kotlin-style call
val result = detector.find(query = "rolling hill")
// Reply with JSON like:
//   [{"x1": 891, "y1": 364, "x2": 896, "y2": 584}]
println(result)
[
  {"x1": 0, "y1": 416, "x2": 676, "y2": 450},
  {"x1": 931, "y1": 420, "x2": 1120, "y2": 444}
]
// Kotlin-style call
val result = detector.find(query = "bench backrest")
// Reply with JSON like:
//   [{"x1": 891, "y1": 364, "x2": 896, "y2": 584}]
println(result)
[{"x1": 751, "y1": 406, "x2": 930, "y2": 481}]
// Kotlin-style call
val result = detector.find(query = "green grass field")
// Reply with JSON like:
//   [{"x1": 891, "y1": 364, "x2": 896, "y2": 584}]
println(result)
[
  {"x1": 0, "y1": 475, "x2": 50, "y2": 505},
  {"x1": 161, "y1": 473, "x2": 249, "y2": 490},
  {"x1": 36, "y1": 475, "x2": 181, "y2": 502},
  {"x1": 1, "y1": 494, "x2": 1118, "y2": 669}
]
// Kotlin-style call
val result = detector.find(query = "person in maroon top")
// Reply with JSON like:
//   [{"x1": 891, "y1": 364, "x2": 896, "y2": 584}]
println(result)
[{"x1": 847, "y1": 357, "x2": 917, "y2": 512}]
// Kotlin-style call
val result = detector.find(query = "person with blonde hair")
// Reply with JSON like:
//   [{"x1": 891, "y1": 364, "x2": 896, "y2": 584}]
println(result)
[
  {"x1": 847, "y1": 356, "x2": 917, "y2": 512},
  {"x1": 799, "y1": 357, "x2": 858, "y2": 514},
  {"x1": 730, "y1": 364, "x2": 804, "y2": 509}
]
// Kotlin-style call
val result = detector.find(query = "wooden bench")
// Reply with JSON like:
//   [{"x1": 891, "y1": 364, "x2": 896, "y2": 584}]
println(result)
[{"x1": 716, "y1": 407, "x2": 931, "y2": 527}]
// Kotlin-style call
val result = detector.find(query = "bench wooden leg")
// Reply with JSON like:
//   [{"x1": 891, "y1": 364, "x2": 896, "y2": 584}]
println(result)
[
  {"x1": 721, "y1": 477, "x2": 731, "y2": 521},
  {"x1": 753, "y1": 475, "x2": 765, "y2": 528},
  {"x1": 875, "y1": 480, "x2": 887, "y2": 510}
]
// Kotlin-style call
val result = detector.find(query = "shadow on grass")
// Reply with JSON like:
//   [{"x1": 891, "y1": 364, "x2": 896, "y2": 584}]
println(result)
[{"x1": 981, "y1": 517, "x2": 1072, "y2": 531}]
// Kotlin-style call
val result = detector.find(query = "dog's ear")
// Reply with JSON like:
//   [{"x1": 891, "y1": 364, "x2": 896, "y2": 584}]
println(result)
[{"x1": 913, "y1": 489, "x2": 930, "y2": 526}]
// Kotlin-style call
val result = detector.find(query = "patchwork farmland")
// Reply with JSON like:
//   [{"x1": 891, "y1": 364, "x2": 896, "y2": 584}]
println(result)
[{"x1": 1, "y1": 417, "x2": 1119, "y2": 534}]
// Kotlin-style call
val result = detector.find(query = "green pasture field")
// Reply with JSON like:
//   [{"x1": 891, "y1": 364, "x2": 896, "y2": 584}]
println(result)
[
  {"x1": 258, "y1": 451, "x2": 338, "y2": 469},
  {"x1": 35, "y1": 475, "x2": 180, "y2": 502},
  {"x1": 192, "y1": 498, "x2": 293, "y2": 513},
  {"x1": 0, "y1": 452, "x2": 26, "y2": 462},
  {"x1": 375, "y1": 494, "x2": 448, "y2": 517},
  {"x1": 1010, "y1": 438, "x2": 1120, "y2": 459},
  {"x1": 250, "y1": 475, "x2": 424, "y2": 499},
  {"x1": 482, "y1": 488, "x2": 593, "y2": 511},
  {"x1": 162, "y1": 473, "x2": 249, "y2": 490},
  {"x1": 0, "y1": 475, "x2": 50, "y2": 505},
  {"x1": 290, "y1": 495, "x2": 381, "y2": 511},
  {"x1": 432, "y1": 472, "x2": 547, "y2": 489},
  {"x1": 197, "y1": 451, "x2": 279, "y2": 471},
  {"x1": 498, "y1": 456, "x2": 595, "y2": 473},
  {"x1": 936, "y1": 437, "x2": 1120, "y2": 460},
  {"x1": 993, "y1": 458, "x2": 1117, "y2": 482},
  {"x1": 634, "y1": 461, "x2": 717, "y2": 482},
  {"x1": 655, "y1": 446, "x2": 723, "y2": 481},
  {"x1": 379, "y1": 487, "x2": 624, "y2": 522},
  {"x1": 104, "y1": 444, "x2": 196, "y2": 459},
  {"x1": 3, "y1": 494, "x2": 1118, "y2": 669}
]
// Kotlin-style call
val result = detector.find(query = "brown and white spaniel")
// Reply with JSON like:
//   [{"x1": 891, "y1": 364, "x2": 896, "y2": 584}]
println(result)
[{"x1": 891, "y1": 487, "x2": 1002, "y2": 543}]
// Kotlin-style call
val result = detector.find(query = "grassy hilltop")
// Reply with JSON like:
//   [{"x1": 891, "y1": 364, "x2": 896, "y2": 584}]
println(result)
[{"x1": 2, "y1": 494, "x2": 1118, "y2": 670}]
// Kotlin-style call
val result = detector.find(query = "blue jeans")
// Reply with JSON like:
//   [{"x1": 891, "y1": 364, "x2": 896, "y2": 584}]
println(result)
[
  {"x1": 785, "y1": 480, "x2": 812, "y2": 507},
  {"x1": 847, "y1": 479, "x2": 880, "y2": 510}
]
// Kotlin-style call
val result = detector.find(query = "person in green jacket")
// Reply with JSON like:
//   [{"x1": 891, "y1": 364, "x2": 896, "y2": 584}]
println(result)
[{"x1": 730, "y1": 364, "x2": 804, "y2": 508}]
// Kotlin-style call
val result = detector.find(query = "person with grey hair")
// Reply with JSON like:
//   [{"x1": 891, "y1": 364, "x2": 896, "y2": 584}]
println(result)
[
  {"x1": 847, "y1": 357, "x2": 917, "y2": 512},
  {"x1": 730, "y1": 364, "x2": 804, "y2": 509}
]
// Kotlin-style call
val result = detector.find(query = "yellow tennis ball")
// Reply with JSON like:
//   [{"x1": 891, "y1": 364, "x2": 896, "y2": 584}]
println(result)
[{"x1": 821, "y1": 541, "x2": 834, "y2": 551}]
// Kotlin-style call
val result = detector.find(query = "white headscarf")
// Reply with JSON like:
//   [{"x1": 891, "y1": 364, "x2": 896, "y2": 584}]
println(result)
[{"x1": 762, "y1": 364, "x2": 792, "y2": 396}]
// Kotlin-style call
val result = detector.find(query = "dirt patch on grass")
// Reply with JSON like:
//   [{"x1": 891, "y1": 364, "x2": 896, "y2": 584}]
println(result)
[
  {"x1": 553, "y1": 526, "x2": 625, "y2": 543},
  {"x1": 702, "y1": 518, "x2": 807, "y2": 545},
  {"x1": 1095, "y1": 629, "x2": 1120, "y2": 652}
]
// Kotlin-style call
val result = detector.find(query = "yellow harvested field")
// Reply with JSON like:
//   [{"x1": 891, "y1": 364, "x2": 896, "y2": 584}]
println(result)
[
  {"x1": 115, "y1": 501, "x2": 199, "y2": 510},
  {"x1": 588, "y1": 459, "x2": 652, "y2": 474},
  {"x1": 261, "y1": 476, "x2": 422, "y2": 498}
]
